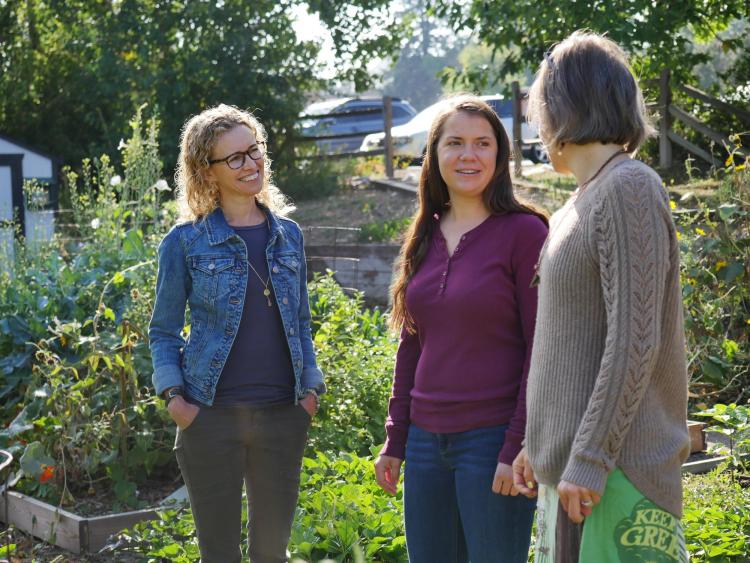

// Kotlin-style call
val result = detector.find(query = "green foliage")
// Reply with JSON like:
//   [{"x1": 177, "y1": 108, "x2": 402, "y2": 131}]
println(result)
[
  {"x1": 675, "y1": 164, "x2": 749, "y2": 404},
  {"x1": 683, "y1": 470, "x2": 750, "y2": 561},
  {"x1": 110, "y1": 451, "x2": 407, "y2": 562},
  {"x1": 0, "y1": 112, "x2": 176, "y2": 509},
  {"x1": 432, "y1": 1, "x2": 746, "y2": 91},
  {"x1": 276, "y1": 158, "x2": 349, "y2": 202},
  {"x1": 307, "y1": 275, "x2": 396, "y2": 456},
  {"x1": 21, "y1": 179, "x2": 50, "y2": 212},
  {"x1": 358, "y1": 217, "x2": 411, "y2": 243},
  {"x1": 694, "y1": 404, "x2": 750, "y2": 473},
  {"x1": 291, "y1": 452, "x2": 406, "y2": 562},
  {"x1": 0, "y1": 0, "x2": 405, "y2": 171}
]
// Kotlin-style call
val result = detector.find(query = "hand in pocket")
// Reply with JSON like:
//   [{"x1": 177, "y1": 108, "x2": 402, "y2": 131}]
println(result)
[{"x1": 168, "y1": 396, "x2": 201, "y2": 430}]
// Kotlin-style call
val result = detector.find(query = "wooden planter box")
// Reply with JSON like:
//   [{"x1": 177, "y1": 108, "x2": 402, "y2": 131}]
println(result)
[
  {"x1": 688, "y1": 420, "x2": 707, "y2": 453},
  {"x1": 0, "y1": 488, "x2": 185, "y2": 554}
]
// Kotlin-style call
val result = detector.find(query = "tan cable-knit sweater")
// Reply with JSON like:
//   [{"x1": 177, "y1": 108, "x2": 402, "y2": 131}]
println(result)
[{"x1": 525, "y1": 158, "x2": 690, "y2": 518}]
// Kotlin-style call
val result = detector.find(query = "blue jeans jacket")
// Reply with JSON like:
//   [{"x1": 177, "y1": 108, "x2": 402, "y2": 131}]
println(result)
[{"x1": 148, "y1": 206, "x2": 325, "y2": 405}]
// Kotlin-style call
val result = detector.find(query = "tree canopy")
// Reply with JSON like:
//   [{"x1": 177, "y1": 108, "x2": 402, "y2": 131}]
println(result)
[
  {"x1": 0, "y1": 0, "x2": 404, "y2": 170},
  {"x1": 431, "y1": 0, "x2": 749, "y2": 92}
]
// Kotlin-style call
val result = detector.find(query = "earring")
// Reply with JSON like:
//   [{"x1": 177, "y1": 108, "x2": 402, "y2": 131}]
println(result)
[{"x1": 557, "y1": 142, "x2": 564, "y2": 156}]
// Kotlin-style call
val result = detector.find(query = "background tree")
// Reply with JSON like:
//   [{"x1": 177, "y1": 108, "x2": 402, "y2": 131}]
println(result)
[
  {"x1": 0, "y1": 0, "x2": 404, "y2": 172},
  {"x1": 431, "y1": 0, "x2": 749, "y2": 93},
  {"x1": 381, "y1": 0, "x2": 463, "y2": 110}
]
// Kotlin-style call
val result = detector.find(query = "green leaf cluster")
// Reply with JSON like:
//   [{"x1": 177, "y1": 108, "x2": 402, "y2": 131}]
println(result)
[
  {"x1": 683, "y1": 470, "x2": 750, "y2": 561},
  {"x1": 675, "y1": 166, "x2": 749, "y2": 404},
  {"x1": 306, "y1": 274, "x2": 396, "y2": 457},
  {"x1": 431, "y1": 1, "x2": 748, "y2": 95},
  {"x1": 0, "y1": 0, "x2": 404, "y2": 171}
]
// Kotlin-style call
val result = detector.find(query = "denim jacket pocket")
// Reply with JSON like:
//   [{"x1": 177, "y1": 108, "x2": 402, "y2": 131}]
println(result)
[
  {"x1": 275, "y1": 252, "x2": 300, "y2": 299},
  {"x1": 276, "y1": 253, "x2": 300, "y2": 273},
  {"x1": 189, "y1": 255, "x2": 236, "y2": 306}
]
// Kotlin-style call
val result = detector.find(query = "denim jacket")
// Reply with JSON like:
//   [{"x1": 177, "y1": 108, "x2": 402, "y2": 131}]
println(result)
[{"x1": 148, "y1": 205, "x2": 325, "y2": 405}]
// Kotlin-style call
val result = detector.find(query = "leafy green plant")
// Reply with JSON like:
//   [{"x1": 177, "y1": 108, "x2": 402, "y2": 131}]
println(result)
[
  {"x1": 0, "y1": 109, "x2": 176, "y2": 510},
  {"x1": 22, "y1": 179, "x2": 50, "y2": 212},
  {"x1": 110, "y1": 451, "x2": 407, "y2": 562},
  {"x1": 675, "y1": 160, "x2": 749, "y2": 405},
  {"x1": 358, "y1": 217, "x2": 411, "y2": 243},
  {"x1": 683, "y1": 470, "x2": 750, "y2": 561},
  {"x1": 694, "y1": 403, "x2": 750, "y2": 474},
  {"x1": 291, "y1": 451, "x2": 406, "y2": 562},
  {"x1": 307, "y1": 274, "x2": 396, "y2": 456}
]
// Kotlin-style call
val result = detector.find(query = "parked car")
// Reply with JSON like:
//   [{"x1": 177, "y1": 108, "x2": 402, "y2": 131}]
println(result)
[
  {"x1": 360, "y1": 95, "x2": 549, "y2": 163},
  {"x1": 299, "y1": 97, "x2": 417, "y2": 154}
]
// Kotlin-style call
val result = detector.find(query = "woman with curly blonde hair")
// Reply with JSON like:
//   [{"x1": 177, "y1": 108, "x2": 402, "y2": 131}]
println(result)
[{"x1": 149, "y1": 104, "x2": 324, "y2": 563}]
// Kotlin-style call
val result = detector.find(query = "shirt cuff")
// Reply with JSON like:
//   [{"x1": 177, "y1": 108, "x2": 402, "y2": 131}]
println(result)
[
  {"x1": 498, "y1": 432, "x2": 524, "y2": 465},
  {"x1": 560, "y1": 455, "x2": 610, "y2": 496},
  {"x1": 381, "y1": 430, "x2": 407, "y2": 460},
  {"x1": 152, "y1": 365, "x2": 185, "y2": 398}
]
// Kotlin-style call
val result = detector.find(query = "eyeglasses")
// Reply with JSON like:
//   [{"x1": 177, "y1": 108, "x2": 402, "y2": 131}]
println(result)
[{"x1": 209, "y1": 146, "x2": 263, "y2": 170}]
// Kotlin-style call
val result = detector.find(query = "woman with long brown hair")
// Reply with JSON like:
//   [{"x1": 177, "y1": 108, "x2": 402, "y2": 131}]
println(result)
[{"x1": 374, "y1": 94, "x2": 548, "y2": 563}]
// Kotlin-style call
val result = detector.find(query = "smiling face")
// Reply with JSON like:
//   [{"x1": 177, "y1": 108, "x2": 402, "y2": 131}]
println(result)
[
  {"x1": 436, "y1": 111, "x2": 498, "y2": 202},
  {"x1": 205, "y1": 125, "x2": 265, "y2": 204}
]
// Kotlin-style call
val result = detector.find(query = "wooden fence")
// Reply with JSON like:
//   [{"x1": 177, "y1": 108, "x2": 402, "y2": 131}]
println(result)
[{"x1": 650, "y1": 69, "x2": 750, "y2": 168}]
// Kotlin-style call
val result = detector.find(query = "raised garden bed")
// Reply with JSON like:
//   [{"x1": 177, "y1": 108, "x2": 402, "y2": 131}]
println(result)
[{"x1": 0, "y1": 449, "x2": 185, "y2": 555}]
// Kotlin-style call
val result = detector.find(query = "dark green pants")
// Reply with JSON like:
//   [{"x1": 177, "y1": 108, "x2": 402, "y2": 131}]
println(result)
[{"x1": 174, "y1": 402, "x2": 311, "y2": 563}]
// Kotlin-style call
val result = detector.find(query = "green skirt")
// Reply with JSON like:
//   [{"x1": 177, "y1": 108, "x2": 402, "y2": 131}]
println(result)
[{"x1": 534, "y1": 468, "x2": 688, "y2": 562}]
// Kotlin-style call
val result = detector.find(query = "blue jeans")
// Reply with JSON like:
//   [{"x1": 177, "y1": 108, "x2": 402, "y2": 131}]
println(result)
[{"x1": 404, "y1": 424, "x2": 536, "y2": 563}]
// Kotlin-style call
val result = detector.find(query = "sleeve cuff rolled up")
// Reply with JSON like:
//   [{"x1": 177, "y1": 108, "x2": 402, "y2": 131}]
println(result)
[
  {"x1": 152, "y1": 365, "x2": 185, "y2": 398},
  {"x1": 300, "y1": 366, "x2": 326, "y2": 395}
]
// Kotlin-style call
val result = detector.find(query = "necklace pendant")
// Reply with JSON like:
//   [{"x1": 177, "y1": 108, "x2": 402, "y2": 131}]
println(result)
[{"x1": 263, "y1": 287, "x2": 272, "y2": 307}]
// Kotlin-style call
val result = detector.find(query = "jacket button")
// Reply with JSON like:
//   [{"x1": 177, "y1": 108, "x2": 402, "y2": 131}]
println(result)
[
  {"x1": 282, "y1": 297, "x2": 289, "y2": 305},
  {"x1": 208, "y1": 263, "x2": 215, "y2": 270},
  {"x1": 289, "y1": 328, "x2": 295, "y2": 335},
  {"x1": 272, "y1": 266, "x2": 279, "y2": 273}
]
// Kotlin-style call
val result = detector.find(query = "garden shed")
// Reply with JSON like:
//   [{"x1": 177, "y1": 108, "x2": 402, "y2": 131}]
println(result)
[{"x1": 0, "y1": 134, "x2": 59, "y2": 263}]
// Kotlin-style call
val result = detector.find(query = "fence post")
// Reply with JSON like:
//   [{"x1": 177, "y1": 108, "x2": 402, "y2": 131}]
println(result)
[
  {"x1": 383, "y1": 96, "x2": 394, "y2": 179},
  {"x1": 659, "y1": 69, "x2": 672, "y2": 169},
  {"x1": 511, "y1": 81, "x2": 523, "y2": 178}
]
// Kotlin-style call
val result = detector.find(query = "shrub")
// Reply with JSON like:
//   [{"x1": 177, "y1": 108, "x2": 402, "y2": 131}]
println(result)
[
  {"x1": 307, "y1": 274, "x2": 396, "y2": 456},
  {"x1": 675, "y1": 159, "x2": 749, "y2": 405}
]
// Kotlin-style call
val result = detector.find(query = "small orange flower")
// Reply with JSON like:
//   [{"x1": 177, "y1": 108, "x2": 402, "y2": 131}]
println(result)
[{"x1": 40, "y1": 464, "x2": 55, "y2": 483}]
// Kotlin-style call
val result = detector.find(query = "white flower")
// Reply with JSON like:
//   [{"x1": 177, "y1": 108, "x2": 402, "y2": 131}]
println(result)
[
  {"x1": 155, "y1": 179, "x2": 170, "y2": 191},
  {"x1": 118, "y1": 138, "x2": 126, "y2": 150},
  {"x1": 91, "y1": 218, "x2": 101, "y2": 229},
  {"x1": 110, "y1": 175, "x2": 122, "y2": 186}
]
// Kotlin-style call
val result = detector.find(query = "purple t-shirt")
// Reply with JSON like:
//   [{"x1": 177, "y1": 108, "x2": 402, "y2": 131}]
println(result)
[{"x1": 382, "y1": 212, "x2": 547, "y2": 464}]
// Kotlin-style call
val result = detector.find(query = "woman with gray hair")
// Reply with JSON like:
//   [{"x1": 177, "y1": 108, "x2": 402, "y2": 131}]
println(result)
[
  {"x1": 511, "y1": 31, "x2": 690, "y2": 562},
  {"x1": 149, "y1": 104, "x2": 324, "y2": 562}
]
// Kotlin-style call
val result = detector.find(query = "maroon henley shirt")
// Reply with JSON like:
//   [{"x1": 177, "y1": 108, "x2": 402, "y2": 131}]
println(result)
[{"x1": 382, "y1": 212, "x2": 547, "y2": 465}]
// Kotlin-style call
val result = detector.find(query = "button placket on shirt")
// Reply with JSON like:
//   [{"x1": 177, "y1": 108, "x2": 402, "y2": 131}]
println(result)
[{"x1": 438, "y1": 234, "x2": 469, "y2": 296}]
